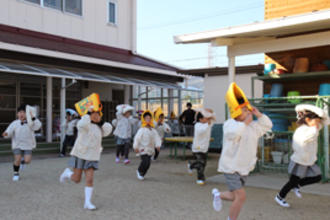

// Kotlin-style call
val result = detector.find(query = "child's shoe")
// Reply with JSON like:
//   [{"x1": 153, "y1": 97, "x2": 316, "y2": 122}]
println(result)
[
  {"x1": 187, "y1": 163, "x2": 193, "y2": 175},
  {"x1": 12, "y1": 174, "x2": 20, "y2": 182},
  {"x1": 84, "y1": 202, "x2": 96, "y2": 210},
  {"x1": 59, "y1": 168, "x2": 73, "y2": 183},
  {"x1": 115, "y1": 157, "x2": 120, "y2": 163},
  {"x1": 212, "y1": 188, "x2": 222, "y2": 212},
  {"x1": 124, "y1": 159, "x2": 130, "y2": 165},
  {"x1": 293, "y1": 187, "x2": 302, "y2": 198},
  {"x1": 196, "y1": 180, "x2": 205, "y2": 185},
  {"x1": 136, "y1": 170, "x2": 144, "y2": 180},
  {"x1": 275, "y1": 194, "x2": 290, "y2": 208}
]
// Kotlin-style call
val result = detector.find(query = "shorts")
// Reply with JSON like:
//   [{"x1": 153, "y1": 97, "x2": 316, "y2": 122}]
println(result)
[
  {"x1": 288, "y1": 160, "x2": 321, "y2": 178},
  {"x1": 224, "y1": 173, "x2": 247, "y2": 191},
  {"x1": 68, "y1": 156, "x2": 99, "y2": 170},
  {"x1": 12, "y1": 149, "x2": 32, "y2": 156}
]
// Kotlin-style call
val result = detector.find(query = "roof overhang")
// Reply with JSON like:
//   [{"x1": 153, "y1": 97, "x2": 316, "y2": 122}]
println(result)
[{"x1": 174, "y1": 9, "x2": 330, "y2": 46}]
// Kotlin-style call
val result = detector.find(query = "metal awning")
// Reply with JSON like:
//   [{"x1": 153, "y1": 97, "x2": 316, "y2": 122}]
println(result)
[
  {"x1": 174, "y1": 9, "x2": 330, "y2": 45},
  {"x1": 0, "y1": 61, "x2": 180, "y2": 89}
]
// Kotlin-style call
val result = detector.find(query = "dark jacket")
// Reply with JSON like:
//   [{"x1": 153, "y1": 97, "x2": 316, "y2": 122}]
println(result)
[{"x1": 179, "y1": 109, "x2": 196, "y2": 125}]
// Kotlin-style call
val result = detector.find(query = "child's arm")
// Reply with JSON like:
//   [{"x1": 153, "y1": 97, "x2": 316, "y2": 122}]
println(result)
[
  {"x1": 296, "y1": 126, "x2": 319, "y2": 144},
  {"x1": 101, "y1": 122, "x2": 113, "y2": 137},
  {"x1": 2, "y1": 121, "x2": 16, "y2": 138},
  {"x1": 133, "y1": 129, "x2": 142, "y2": 152},
  {"x1": 29, "y1": 118, "x2": 42, "y2": 131},
  {"x1": 163, "y1": 122, "x2": 172, "y2": 134},
  {"x1": 77, "y1": 114, "x2": 91, "y2": 132},
  {"x1": 153, "y1": 130, "x2": 162, "y2": 149},
  {"x1": 251, "y1": 108, "x2": 273, "y2": 137}
]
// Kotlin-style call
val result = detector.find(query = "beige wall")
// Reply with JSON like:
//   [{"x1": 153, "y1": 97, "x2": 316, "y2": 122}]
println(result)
[
  {"x1": 0, "y1": 0, "x2": 135, "y2": 50},
  {"x1": 82, "y1": 82, "x2": 125, "y2": 102},
  {"x1": 203, "y1": 73, "x2": 263, "y2": 123}
]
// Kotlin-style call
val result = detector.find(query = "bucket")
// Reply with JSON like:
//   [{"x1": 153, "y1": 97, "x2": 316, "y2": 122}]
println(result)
[
  {"x1": 271, "y1": 151, "x2": 283, "y2": 164},
  {"x1": 293, "y1": 57, "x2": 309, "y2": 73},
  {"x1": 319, "y1": 84, "x2": 330, "y2": 96},
  {"x1": 287, "y1": 91, "x2": 301, "y2": 104},
  {"x1": 266, "y1": 113, "x2": 289, "y2": 131},
  {"x1": 75, "y1": 93, "x2": 103, "y2": 116},
  {"x1": 270, "y1": 83, "x2": 283, "y2": 97}
]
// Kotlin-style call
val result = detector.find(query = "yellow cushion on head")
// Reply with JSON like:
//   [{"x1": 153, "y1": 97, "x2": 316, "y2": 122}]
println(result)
[
  {"x1": 141, "y1": 110, "x2": 155, "y2": 128},
  {"x1": 225, "y1": 83, "x2": 252, "y2": 118},
  {"x1": 153, "y1": 107, "x2": 164, "y2": 122},
  {"x1": 75, "y1": 93, "x2": 103, "y2": 116}
]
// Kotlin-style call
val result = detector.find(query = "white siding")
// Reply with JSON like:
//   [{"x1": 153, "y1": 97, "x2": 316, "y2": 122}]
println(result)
[
  {"x1": 1, "y1": 0, "x2": 135, "y2": 51},
  {"x1": 204, "y1": 73, "x2": 263, "y2": 123}
]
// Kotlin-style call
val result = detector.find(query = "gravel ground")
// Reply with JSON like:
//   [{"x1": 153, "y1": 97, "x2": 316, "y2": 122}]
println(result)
[{"x1": 0, "y1": 149, "x2": 329, "y2": 220}]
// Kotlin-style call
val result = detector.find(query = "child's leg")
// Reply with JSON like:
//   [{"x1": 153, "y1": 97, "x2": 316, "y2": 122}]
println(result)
[
  {"x1": 228, "y1": 188, "x2": 246, "y2": 220},
  {"x1": 299, "y1": 175, "x2": 321, "y2": 187},
  {"x1": 138, "y1": 155, "x2": 151, "y2": 176},
  {"x1": 84, "y1": 168, "x2": 96, "y2": 209},
  {"x1": 116, "y1": 145, "x2": 123, "y2": 158},
  {"x1": 153, "y1": 148, "x2": 160, "y2": 160},
  {"x1": 61, "y1": 136, "x2": 68, "y2": 155},
  {"x1": 278, "y1": 175, "x2": 300, "y2": 199},
  {"x1": 71, "y1": 168, "x2": 83, "y2": 184},
  {"x1": 190, "y1": 153, "x2": 207, "y2": 181},
  {"x1": 123, "y1": 143, "x2": 130, "y2": 160},
  {"x1": 13, "y1": 154, "x2": 22, "y2": 166},
  {"x1": 23, "y1": 154, "x2": 32, "y2": 164},
  {"x1": 220, "y1": 191, "x2": 235, "y2": 201}
]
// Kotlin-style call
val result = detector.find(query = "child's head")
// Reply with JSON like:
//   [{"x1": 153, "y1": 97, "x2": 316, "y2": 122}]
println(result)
[
  {"x1": 196, "y1": 112, "x2": 208, "y2": 123},
  {"x1": 170, "y1": 111, "x2": 176, "y2": 120},
  {"x1": 234, "y1": 98, "x2": 251, "y2": 122},
  {"x1": 90, "y1": 111, "x2": 102, "y2": 123},
  {"x1": 17, "y1": 104, "x2": 26, "y2": 121},
  {"x1": 143, "y1": 112, "x2": 152, "y2": 124},
  {"x1": 159, "y1": 114, "x2": 165, "y2": 122},
  {"x1": 297, "y1": 111, "x2": 321, "y2": 127},
  {"x1": 124, "y1": 110, "x2": 132, "y2": 118},
  {"x1": 66, "y1": 112, "x2": 72, "y2": 120}
]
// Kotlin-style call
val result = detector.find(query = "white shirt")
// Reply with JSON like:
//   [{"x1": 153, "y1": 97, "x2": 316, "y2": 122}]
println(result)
[
  {"x1": 133, "y1": 127, "x2": 162, "y2": 156},
  {"x1": 192, "y1": 122, "x2": 212, "y2": 153},
  {"x1": 63, "y1": 119, "x2": 78, "y2": 136},
  {"x1": 154, "y1": 122, "x2": 171, "y2": 140},
  {"x1": 218, "y1": 114, "x2": 273, "y2": 176},
  {"x1": 70, "y1": 115, "x2": 112, "y2": 161},
  {"x1": 4, "y1": 119, "x2": 42, "y2": 150},
  {"x1": 113, "y1": 114, "x2": 134, "y2": 139},
  {"x1": 291, "y1": 125, "x2": 320, "y2": 166}
]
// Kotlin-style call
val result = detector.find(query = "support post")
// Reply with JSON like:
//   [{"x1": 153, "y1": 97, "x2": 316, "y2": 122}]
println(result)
[
  {"x1": 138, "y1": 86, "x2": 142, "y2": 110},
  {"x1": 60, "y1": 78, "x2": 66, "y2": 150},
  {"x1": 46, "y1": 77, "x2": 53, "y2": 143}
]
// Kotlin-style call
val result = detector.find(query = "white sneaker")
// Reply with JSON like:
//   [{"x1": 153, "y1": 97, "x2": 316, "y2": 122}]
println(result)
[
  {"x1": 293, "y1": 187, "x2": 302, "y2": 198},
  {"x1": 12, "y1": 175, "x2": 20, "y2": 182},
  {"x1": 212, "y1": 188, "x2": 222, "y2": 212},
  {"x1": 124, "y1": 159, "x2": 130, "y2": 165},
  {"x1": 187, "y1": 163, "x2": 193, "y2": 175},
  {"x1": 84, "y1": 202, "x2": 96, "y2": 210},
  {"x1": 59, "y1": 168, "x2": 72, "y2": 183},
  {"x1": 275, "y1": 195, "x2": 290, "y2": 208},
  {"x1": 136, "y1": 170, "x2": 144, "y2": 180},
  {"x1": 115, "y1": 157, "x2": 120, "y2": 163},
  {"x1": 196, "y1": 180, "x2": 205, "y2": 185}
]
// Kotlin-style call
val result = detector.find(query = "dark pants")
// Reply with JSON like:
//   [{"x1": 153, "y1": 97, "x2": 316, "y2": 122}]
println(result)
[
  {"x1": 189, "y1": 153, "x2": 207, "y2": 181},
  {"x1": 184, "y1": 125, "x2": 194, "y2": 149},
  {"x1": 138, "y1": 155, "x2": 151, "y2": 177},
  {"x1": 153, "y1": 148, "x2": 160, "y2": 160},
  {"x1": 279, "y1": 174, "x2": 322, "y2": 198},
  {"x1": 116, "y1": 143, "x2": 130, "y2": 159},
  {"x1": 61, "y1": 135, "x2": 76, "y2": 155}
]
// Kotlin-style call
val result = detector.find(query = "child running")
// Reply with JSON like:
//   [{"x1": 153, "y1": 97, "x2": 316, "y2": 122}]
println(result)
[
  {"x1": 153, "y1": 107, "x2": 171, "y2": 160},
  {"x1": 113, "y1": 104, "x2": 135, "y2": 164},
  {"x1": 2, "y1": 104, "x2": 42, "y2": 181},
  {"x1": 212, "y1": 83, "x2": 272, "y2": 220},
  {"x1": 187, "y1": 108, "x2": 215, "y2": 185},
  {"x1": 275, "y1": 104, "x2": 329, "y2": 207},
  {"x1": 133, "y1": 110, "x2": 161, "y2": 180},
  {"x1": 59, "y1": 105, "x2": 112, "y2": 210}
]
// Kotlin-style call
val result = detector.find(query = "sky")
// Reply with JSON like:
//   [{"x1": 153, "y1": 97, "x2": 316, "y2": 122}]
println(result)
[{"x1": 137, "y1": 0, "x2": 265, "y2": 70}]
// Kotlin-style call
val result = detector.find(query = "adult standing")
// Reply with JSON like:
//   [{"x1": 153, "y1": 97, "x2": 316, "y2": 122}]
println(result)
[{"x1": 179, "y1": 102, "x2": 196, "y2": 138}]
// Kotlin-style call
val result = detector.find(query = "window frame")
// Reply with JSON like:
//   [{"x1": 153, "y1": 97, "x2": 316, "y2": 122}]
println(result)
[{"x1": 107, "y1": 0, "x2": 117, "y2": 26}]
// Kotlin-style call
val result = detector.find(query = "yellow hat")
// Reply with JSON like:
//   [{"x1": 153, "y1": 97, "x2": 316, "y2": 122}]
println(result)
[
  {"x1": 141, "y1": 110, "x2": 155, "y2": 128},
  {"x1": 75, "y1": 93, "x2": 103, "y2": 117},
  {"x1": 225, "y1": 83, "x2": 252, "y2": 118},
  {"x1": 153, "y1": 107, "x2": 164, "y2": 122}
]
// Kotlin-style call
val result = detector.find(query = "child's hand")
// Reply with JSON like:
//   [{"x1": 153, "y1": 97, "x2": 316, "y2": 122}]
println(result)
[
  {"x1": 252, "y1": 107, "x2": 262, "y2": 118},
  {"x1": 244, "y1": 113, "x2": 253, "y2": 125},
  {"x1": 2, "y1": 132, "x2": 8, "y2": 137},
  {"x1": 134, "y1": 149, "x2": 140, "y2": 153}
]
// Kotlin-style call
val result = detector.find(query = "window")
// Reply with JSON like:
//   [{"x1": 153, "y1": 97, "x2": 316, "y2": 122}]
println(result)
[
  {"x1": 23, "y1": 0, "x2": 82, "y2": 16},
  {"x1": 44, "y1": 0, "x2": 62, "y2": 10},
  {"x1": 108, "y1": 1, "x2": 116, "y2": 24},
  {"x1": 24, "y1": 0, "x2": 40, "y2": 4},
  {"x1": 64, "y1": 0, "x2": 82, "y2": 16}
]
